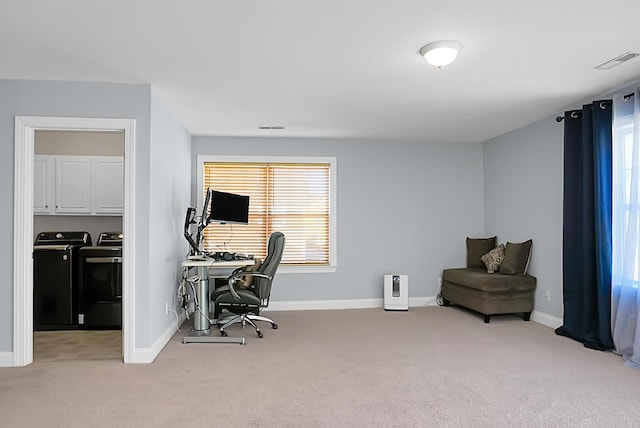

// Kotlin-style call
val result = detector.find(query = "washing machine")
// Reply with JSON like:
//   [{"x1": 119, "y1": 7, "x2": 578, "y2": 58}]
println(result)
[
  {"x1": 79, "y1": 232, "x2": 123, "y2": 329},
  {"x1": 33, "y1": 231, "x2": 92, "y2": 330}
]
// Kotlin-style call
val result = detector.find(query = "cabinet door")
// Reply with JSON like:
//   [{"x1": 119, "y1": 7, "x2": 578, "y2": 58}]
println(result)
[
  {"x1": 34, "y1": 155, "x2": 52, "y2": 214},
  {"x1": 55, "y1": 157, "x2": 92, "y2": 214},
  {"x1": 93, "y1": 157, "x2": 124, "y2": 214}
]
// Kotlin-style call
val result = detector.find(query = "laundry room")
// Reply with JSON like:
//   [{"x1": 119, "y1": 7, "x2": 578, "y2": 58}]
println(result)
[{"x1": 33, "y1": 130, "x2": 124, "y2": 344}]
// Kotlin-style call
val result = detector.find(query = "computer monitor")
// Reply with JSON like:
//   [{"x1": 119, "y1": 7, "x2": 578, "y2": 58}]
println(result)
[{"x1": 207, "y1": 190, "x2": 250, "y2": 225}]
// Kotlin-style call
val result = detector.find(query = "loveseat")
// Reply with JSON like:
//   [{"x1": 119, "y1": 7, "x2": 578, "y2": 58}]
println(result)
[{"x1": 441, "y1": 236, "x2": 536, "y2": 323}]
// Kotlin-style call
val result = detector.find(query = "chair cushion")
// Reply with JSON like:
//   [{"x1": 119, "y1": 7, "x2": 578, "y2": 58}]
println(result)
[
  {"x1": 442, "y1": 268, "x2": 536, "y2": 292},
  {"x1": 466, "y1": 236, "x2": 496, "y2": 268},
  {"x1": 215, "y1": 289, "x2": 261, "y2": 306},
  {"x1": 499, "y1": 239, "x2": 533, "y2": 275}
]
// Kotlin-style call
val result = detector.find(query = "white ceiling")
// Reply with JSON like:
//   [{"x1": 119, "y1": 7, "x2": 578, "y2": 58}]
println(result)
[{"x1": 2, "y1": 1, "x2": 640, "y2": 143}]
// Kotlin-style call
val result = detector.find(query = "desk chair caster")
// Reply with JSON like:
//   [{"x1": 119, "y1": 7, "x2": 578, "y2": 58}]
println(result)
[
  {"x1": 219, "y1": 326, "x2": 264, "y2": 338},
  {"x1": 218, "y1": 314, "x2": 278, "y2": 339}
]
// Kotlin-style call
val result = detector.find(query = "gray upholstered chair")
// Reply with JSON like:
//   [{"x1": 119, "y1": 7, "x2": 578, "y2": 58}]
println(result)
[{"x1": 213, "y1": 231, "x2": 285, "y2": 338}]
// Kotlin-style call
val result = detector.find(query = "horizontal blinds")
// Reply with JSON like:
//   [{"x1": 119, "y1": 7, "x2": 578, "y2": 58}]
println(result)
[{"x1": 203, "y1": 162, "x2": 330, "y2": 265}]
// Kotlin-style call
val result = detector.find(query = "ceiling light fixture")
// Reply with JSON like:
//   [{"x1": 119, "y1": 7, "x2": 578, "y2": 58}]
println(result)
[
  {"x1": 420, "y1": 40, "x2": 462, "y2": 69},
  {"x1": 594, "y1": 51, "x2": 639, "y2": 70}
]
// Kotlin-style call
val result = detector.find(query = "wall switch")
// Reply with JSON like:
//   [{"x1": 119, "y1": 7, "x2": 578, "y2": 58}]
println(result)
[{"x1": 544, "y1": 291, "x2": 551, "y2": 302}]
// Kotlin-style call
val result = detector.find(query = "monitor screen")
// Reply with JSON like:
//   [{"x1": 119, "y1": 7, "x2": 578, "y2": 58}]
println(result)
[{"x1": 208, "y1": 190, "x2": 250, "y2": 224}]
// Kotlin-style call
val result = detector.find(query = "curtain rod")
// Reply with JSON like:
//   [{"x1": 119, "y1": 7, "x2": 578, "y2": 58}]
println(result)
[{"x1": 555, "y1": 92, "x2": 635, "y2": 122}]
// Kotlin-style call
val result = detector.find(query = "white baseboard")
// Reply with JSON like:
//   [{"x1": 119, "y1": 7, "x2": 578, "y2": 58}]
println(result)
[
  {"x1": 531, "y1": 310, "x2": 562, "y2": 329},
  {"x1": 131, "y1": 312, "x2": 185, "y2": 364},
  {"x1": 266, "y1": 298, "x2": 561, "y2": 329},
  {"x1": 267, "y1": 298, "x2": 381, "y2": 311},
  {"x1": 266, "y1": 296, "x2": 438, "y2": 312},
  {"x1": 0, "y1": 352, "x2": 14, "y2": 367}
]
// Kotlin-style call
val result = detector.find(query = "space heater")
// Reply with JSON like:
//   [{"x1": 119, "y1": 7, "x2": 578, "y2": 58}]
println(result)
[{"x1": 384, "y1": 274, "x2": 408, "y2": 311}]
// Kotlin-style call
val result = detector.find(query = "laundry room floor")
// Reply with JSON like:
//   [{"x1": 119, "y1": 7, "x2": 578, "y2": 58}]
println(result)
[{"x1": 33, "y1": 330, "x2": 122, "y2": 362}]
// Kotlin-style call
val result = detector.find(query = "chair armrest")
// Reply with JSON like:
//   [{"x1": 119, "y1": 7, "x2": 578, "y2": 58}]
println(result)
[{"x1": 226, "y1": 271, "x2": 273, "y2": 301}]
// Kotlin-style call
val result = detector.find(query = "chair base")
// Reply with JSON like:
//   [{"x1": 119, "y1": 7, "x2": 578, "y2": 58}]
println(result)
[{"x1": 217, "y1": 313, "x2": 278, "y2": 338}]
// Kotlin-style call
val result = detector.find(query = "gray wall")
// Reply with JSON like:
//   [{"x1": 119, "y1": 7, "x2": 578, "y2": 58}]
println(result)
[
  {"x1": 192, "y1": 136, "x2": 486, "y2": 302},
  {"x1": 0, "y1": 80, "x2": 153, "y2": 352},
  {"x1": 483, "y1": 115, "x2": 564, "y2": 318},
  {"x1": 148, "y1": 89, "x2": 191, "y2": 340}
]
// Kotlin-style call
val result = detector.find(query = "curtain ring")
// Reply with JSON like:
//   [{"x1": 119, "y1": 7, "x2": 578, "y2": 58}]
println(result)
[
  {"x1": 600, "y1": 101, "x2": 607, "y2": 109},
  {"x1": 570, "y1": 111, "x2": 579, "y2": 119}
]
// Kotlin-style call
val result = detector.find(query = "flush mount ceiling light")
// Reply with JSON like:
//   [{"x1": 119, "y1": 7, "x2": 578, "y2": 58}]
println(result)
[
  {"x1": 594, "y1": 51, "x2": 639, "y2": 70},
  {"x1": 420, "y1": 40, "x2": 462, "y2": 69}
]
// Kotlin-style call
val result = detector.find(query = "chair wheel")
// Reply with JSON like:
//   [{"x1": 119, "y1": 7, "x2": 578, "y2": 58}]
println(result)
[
  {"x1": 272, "y1": 323, "x2": 278, "y2": 329},
  {"x1": 220, "y1": 330, "x2": 227, "y2": 337},
  {"x1": 257, "y1": 331, "x2": 264, "y2": 338}
]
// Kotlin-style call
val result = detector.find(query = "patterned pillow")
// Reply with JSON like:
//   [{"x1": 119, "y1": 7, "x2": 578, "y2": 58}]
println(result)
[{"x1": 480, "y1": 244, "x2": 505, "y2": 274}]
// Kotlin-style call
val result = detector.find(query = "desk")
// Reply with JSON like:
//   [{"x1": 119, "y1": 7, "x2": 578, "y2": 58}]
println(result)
[{"x1": 181, "y1": 258, "x2": 255, "y2": 344}]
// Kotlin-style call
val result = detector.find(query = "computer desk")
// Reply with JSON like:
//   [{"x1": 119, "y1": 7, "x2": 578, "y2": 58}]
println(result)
[{"x1": 181, "y1": 257, "x2": 255, "y2": 344}]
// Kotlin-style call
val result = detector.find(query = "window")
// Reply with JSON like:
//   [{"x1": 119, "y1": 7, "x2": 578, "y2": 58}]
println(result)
[
  {"x1": 613, "y1": 104, "x2": 640, "y2": 287},
  {"x1": 197, "y1": 156, "x2": 337, "y2": 271}
]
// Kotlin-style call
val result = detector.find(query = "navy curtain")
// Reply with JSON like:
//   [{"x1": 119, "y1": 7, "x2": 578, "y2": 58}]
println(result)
[{"x1": 555, "y1": 100, "x2": 614, "y2": 351}]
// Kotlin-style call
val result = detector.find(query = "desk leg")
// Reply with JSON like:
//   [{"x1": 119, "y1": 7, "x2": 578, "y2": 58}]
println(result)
[
  {"x1": 193, "y1": 266, "x2": 210, "y2": 333},
  {"x1": 183, "y1": 265, "x2": 245, "y2": 345}
]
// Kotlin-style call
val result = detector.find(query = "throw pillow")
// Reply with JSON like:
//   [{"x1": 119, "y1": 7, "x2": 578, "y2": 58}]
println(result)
[
  {"x1": 499, "y1": 239, "x2": 533, "y2": 275},
  {"x1": 480, "y1": 244, "x2": 505, "y2": 274},
  {"x1": 466, "y1": 236, "x2": 497, "y2": 269}
]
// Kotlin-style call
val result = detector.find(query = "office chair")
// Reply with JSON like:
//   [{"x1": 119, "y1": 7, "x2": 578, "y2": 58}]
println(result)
[{"x1": 213, "y1": 231, "x2": 285, "y2": 338}]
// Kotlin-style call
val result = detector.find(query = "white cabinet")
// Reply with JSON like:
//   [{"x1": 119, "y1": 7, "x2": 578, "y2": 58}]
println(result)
[
  {"x1": 34, "y1": 155, "x2": 52, "y2": 214},
  {"x1": 55, "y1": 156, "x2": 92, "y2": 214},
  {"x1": 93, "y1": 157, "x2": 124, "y2": 214},
  {"x1": 33, "y1": 155, "x2": 123, "y2": 216}
]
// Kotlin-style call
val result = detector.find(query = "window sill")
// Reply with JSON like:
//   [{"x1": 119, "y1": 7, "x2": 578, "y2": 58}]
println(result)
[{"x1": 278, "y1": 265, "x2": 337, "y2": 274}]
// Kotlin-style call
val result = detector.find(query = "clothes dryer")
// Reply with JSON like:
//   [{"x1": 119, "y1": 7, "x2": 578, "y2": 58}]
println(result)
[
  {"x1": 33, "y1": 231, "x2": 92, "y2": 330},
  {"x1": 79, "y1": 232, "x2": 123, "y2": 328}
]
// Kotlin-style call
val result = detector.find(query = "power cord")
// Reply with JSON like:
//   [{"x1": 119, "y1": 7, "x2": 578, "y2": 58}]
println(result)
[
  {"x1": 435, "y1": 284, "x2": 444, "y2": 306},
  {"x1": 184, "y1": 274, "x2": 216, "y2": 327}
]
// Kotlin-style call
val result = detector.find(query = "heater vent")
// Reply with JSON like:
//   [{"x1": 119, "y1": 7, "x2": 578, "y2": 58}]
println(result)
[{"x1": 258, "y1": 125, "x2": 285, "y2": 130}]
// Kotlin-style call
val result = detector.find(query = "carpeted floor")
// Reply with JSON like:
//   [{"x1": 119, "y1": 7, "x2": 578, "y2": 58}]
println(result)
[{"x1": 3, "y1": 307, "x2": 640, "y2": 427}]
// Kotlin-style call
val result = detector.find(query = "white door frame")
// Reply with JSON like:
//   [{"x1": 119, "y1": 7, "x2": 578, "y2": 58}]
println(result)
[{"x1": 13, "y1": 116, "x2": 136, "y2": 366}]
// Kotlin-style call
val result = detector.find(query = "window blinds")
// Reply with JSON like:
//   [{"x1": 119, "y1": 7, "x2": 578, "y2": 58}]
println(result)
[{"x1": 203, "y1": 162, "x2": 330, "y2": 265}]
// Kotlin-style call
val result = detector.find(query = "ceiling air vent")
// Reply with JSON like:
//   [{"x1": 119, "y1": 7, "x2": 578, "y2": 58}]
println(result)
[
  {"x1": 258, "y1": 125, "x2": 285, "y2": 130},
  {"x1": 595, "y1": 51, "x2": 639, "y2": 70}
]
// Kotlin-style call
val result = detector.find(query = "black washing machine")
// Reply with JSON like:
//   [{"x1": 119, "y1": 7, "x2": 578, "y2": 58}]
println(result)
[
  {"x1": 33, "y1": 231, "x2": 92, "y2": 330},
  {"x1": 79, "y1": 232, "x2": 123, "y2": 329}
]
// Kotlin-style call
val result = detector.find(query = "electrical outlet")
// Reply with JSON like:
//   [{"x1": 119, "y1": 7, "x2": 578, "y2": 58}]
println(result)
[
  {"x1": 437, "y1": 276, "x2": 442, "y2": 287},
  {"x1": 544, "y1": 291, "x2": 551, "y2": 302},
  {"x1": 165, "y1": 302, "x2": 169, "y2": 315}
]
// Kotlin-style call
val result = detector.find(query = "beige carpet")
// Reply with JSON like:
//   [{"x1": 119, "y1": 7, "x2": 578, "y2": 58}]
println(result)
[
  {"x1": 2, "y1": 307, "x2": 640, "y2": 427},
  {"x1": 34, "y1": 330, "x2": 122, "y2": 362}
]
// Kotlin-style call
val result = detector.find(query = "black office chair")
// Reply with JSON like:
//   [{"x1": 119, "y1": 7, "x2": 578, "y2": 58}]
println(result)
[{"x1": 213, "y1": 231, "x2": 285, "y2": 338}]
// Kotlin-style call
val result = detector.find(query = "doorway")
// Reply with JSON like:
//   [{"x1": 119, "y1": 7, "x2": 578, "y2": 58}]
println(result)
[
  {"x1": 33, "y1": 130, "x2": 124, "y2": 361},
  {"x1": 13, "y1": 116, "x2": 136, "y2": 366}
]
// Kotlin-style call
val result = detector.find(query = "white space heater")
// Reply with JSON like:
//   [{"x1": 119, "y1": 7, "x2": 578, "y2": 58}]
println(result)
[{"x1": 384, "y1": 274, "x2": 408, "y2": 311}]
